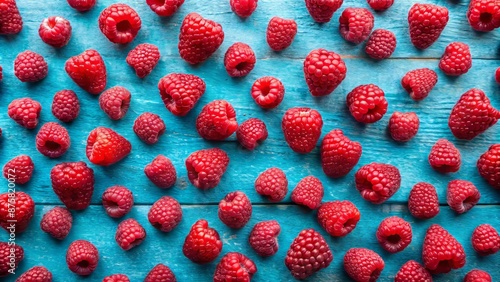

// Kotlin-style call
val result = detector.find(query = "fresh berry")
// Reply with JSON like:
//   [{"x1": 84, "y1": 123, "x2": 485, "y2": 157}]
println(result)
[
  {"x1": 304, "y1": 0, "x2": 343, "y2": 23},
  {"x1": 317, "y1": 200, "x2": 360, "y2": 237},
  {"x1": 355, "y1": 163, "x2": 401, "y2": 204},
  {"x1": 126, "y1": 43, "x2": 160, "y2": 78},
  {"x1": 40, "y1": 206, "x2": 73, "y2": 240},
  {"x1": 145, "y1": 264, "x2": 176, "y2": 282},
  {"x1": 236, "y1": 118, "x2": 268, "y2": 150},
  {"x1": 66, "y1": 240, "x2": 99, "y2": 276},
  {"x1": 14, "y1": 51, "x2": 48, "y2": 82},
  {"x1": 218, "y1": 191, "x2": 252, "y2": 229},
  {"x1": 3, "y1": 155, "x2": 34, "y2": 184},
  {"x1": 99, "y1": 86, "x2": 131, "y2": 120},
  {"x1": 496, "y1": 67, "x2": 500, "y2": 84},
  {"x1": 213, "y1": 252, "x2": 257, "y2": 282},
  {"x1": 394, "y1": 260, "x2": 432, "y2": 282},
  {"x1": 266, "y1": 17, "x2": 297, "y2": 51},
  {"x1": 365, "y1": 29, "x2": 396, "y2": 60},
  {"x1": 230, "y1": 0, "x2": 258, "y2": 18},
  {"x1": 148, "y1": 196, "x2": 182, "y2": 232},
  {"x1": 102, "y1": 186, "x2": 134, "y2": 218},
  {"x1": 158, "y1": 73, "x2": 206, "y2": 116},
  {"x1": 303, "y1": 48, "x2": 347, "y2": 96},
  {"x1": 98, "y1": 3, "x2": 141, "y2": 44},
  {"x1": 401, "y1": 68, "x2": 438, "y2": 101},
  {"x1": 86, "y1": 127, "x2": 132, "y2": 166},
  {"x1": 0, "y1": 192, "x2": 34, "y2": 233},
  {"x1": 320, "y1": 129, "x2": 362, "y2": 178},
  {"x1": 178, "y1": 13, "x2": 224, "y2": 64},
  {"x1": 38, "y1": 16, "x2": 72, "y2": 48},
  {"x1": 254, "y1": 167, "x2": 288, "y2": 202},
  {"x1": 408, "y1": 182, "x2": 440, "y2": 219},
  {"x1": 224, "y1": 42, "x2": 256, "y2": 77},
  {"x1": 408, "y1": 4, "x2": 449, "y2": 49},
  {"x1": 144, "y1": 155, "x2": 176, "y2": 189},
  {"x1": 146, "y1": 0, "x2": 184, "y2": 17},
  {"x1": 65, "y1": 49, "x2": 107, "y2": 95},
  {"x1": 0, "y1": 242, "x2": 23, "y2": 276},
  {"x1": 35, "y1": 122, "x2": 70, "y2": 158},
  {"x1": 183, "y1": 219, "x2": 222, "y2": 264},
  {"x1": 115, "y1": 218, "x2": 146, "y2": 251},
  {"x1": 422, "y1": 224, "x2": 466, "y2": 274},
  {"x1": 471, "y1": 224, "x2": 500, "y2": 256},
  {"x1": 0, "y1": 0, "x2": 22, "y2": 34},
  {"x1": 428, "y1": 139, "x2": 461, "y2": 173},
  {"x1": 51, "y1": 162, "x2": 94, "y2": 210},
  {"x1": 16, "y1": 266, "x2": 52, "y2": 282},
  {"x1": 447, "y1": 180, "x2": 480, "y2": 214},
  {"x1": 376, "y1": 216, "x2": 412, "y2": 253},
  {"x1": 467, "y1": 0, "x2": 500, "y2": 32},
  {"x1": 248, "y1": 220, "x2": 280, "y2": 257},
  {"x1": 291, "y1": 176, "x2": 323, "y2": 209},
  {"x1": 285, "y1": 229, "x2": 333, "y2": 279},
  {"x1": 103, "y1": 274, "x2": 130, "y2": 282},
  {"x1": 282, "y1": 107, "x2": 323, "y2": 153},
  {"x1": 52, "y1": 90, "x2": 80, "y2": 123},
  {"x1": 367, "y1": 0, "x2": 394, "y2": 11},
  {"x1": 347, "y1": 84, "x2": 388, "y2": 124},
  {"x1": 185, "y1": 148, "x2": 229, "y2": 190},
  {"x1": 344, "y1": 248, "x2": 384, "y2": 282},
  {"x1": 439, "y1": 42, "x2": 472, "y2": 76},
  {"x1": 251, "y1": 76, "x2": 285, "y2": 109},
  {"x1": 389, "y1": 112, "x2": 419, "y2": 142},
  {"x1": 196, "y1": 100, "x2": 237, "y2": 140},
  {"x1": 464, "y1": 269, "x2": 492, "y2": 282},
  {"x1": 339, "y1": 8, "x2": 374, "y2": 44},
  {"x1": 477, "y1": 144, "x2": 500, "y2": 189},
  {"x1": 67, "y1": 0, "x2": 95, "y2": 12}
]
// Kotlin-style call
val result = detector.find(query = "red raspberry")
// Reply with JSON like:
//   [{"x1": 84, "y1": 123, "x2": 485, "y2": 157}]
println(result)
[
  {"x1": 185, "y1": 148, "x2": 229, "y2": 190},
  {"x1": 365, "y1": 29, "x2": 396, "y2": 60},
  {"x1": 339, "y1": 8, "x2": 374, "y2": 44},
  {"x1": 477, "y1": 144, "x2": 500, "y2": 189},
  {"x1": 355, "y1": 163, "x2": 401, "y2": 204},
  {"x1": 429, "y1": 138, "x2": 462, "y2": 173},
  {"x1": 282, "y1": 107, "x2": 323, "y2": 153},
  {"x1": 52, "y1": 90, "x2": 80, "y2": 123},
  {"x1": 0, "y1": 0, "x2": 22, "y2": 34},
  {"x1": 224, "y1": 42, "x2": 256, "y2": 77},
  {"x1": 102, "y1": 186, "x2": 134, "y2": 218},
  {"x1": 447, "y1": 180, "x2": 480, "y2": 214},
  {"x1": 2, "y1": 155, "x2": 34, "y2": 184},
  {"x1": 464, "y1": 269, "x2": 492, "y2": 282},
  {"x1": 344, "y1": 248, "x2": 384, "y2": 282},
  {"x1": 213, "y1": 252, "x2": 257, "y2": 282},
  {"x1": 408, "y1": 4, "x2": 449, "y2": 49},
  {"x1": 423, "y1": 224, "x2": 466, "y2": 274},
  {"x1": 115, "y1": 218, "x2": 146, "y2": 251},
  {"x1": 266, "y1": 17, "x2": 297, "y2": 51},
  {"x1": 196, "y1": 100, "x2": 237, "y2": 140},
  {"x1": 103, "y1": 274, "x2": 130, "y2": 282},
  {"x1": 65, "y1": 49, "x2": 107, "y2": 95},
  {"x1": 248, "y1": 220, "x2": 280, "y2": 257},
  {"x1": 183, "y1": 219, "x2": 222, "y2": 264},
  {"x1": 317, "y1": 200, "x2": 360, "y2": 237},
  {"x1": 291, "y1": 176, "x2": 323, "y2": 209},
  {"x1": 367, "y1": 0, "x2": 393, "y2": 11},
  {"x1": 439, "y1": 42, "x2": 472, "y2": 76},
  {"x1": 126, "y1": 43, "x2": 160, "y2": 78},
  {"x1": 38, "y1": 16, "x2": 72, "y2": 48},
  {"x1": 251, "y1": 76, "x2": 284, "y2": 109},
  {"x1": 178, "y1": 13, "x2": 224, "y2": 64},
  {"x1": 98, "y1": 3, "x2": 141, "y2": 44},
  {"x1": 496, "y1": 67, "x2": 500, "y2": 84},
  {"x1": 467, "y1": 0, "x2": 500, "y2": 32},
  {"x1": 320, "y1": 129, "x2": 362, "y2": 178},
  {"x1": 347, "y1": 84, "x2": 388, "y2": 124},
  {"x1": 0, "y1": 192, "x2": 34, "y2": 234},
  {"x1": 303, "y1": 48, "x2": 347, "y2": 96},
  {"x1": 401, "y1": 68, "x2": 438, "y2": 101},
  {"x1": 376, "y1": 216, "x2": 412, "y2": 253},
  {"x1": 408, "y1": 182, "x2": 440, "y2": 220},
  {"x1": 40, "y1": 206, "x2": 73, "y2": 240},
  {"x1": 148, "y1": 196, "x2": 182, "y2": 232},
  {"x1": 285, "y1": 229, "x2": 333, "y2": 279},
  {"x1": 158, "y1": 73, "x2": 206, "y2": 116},
  {"x1": 35, "y1": 122, "x2": 70, "y2": 158},
  {"x1": 86, "y1": 127, "x2": 132, "y2": 166},
  {"x1": 305, "y1": 0, "x2": 343, "y2": 23},
  {"x1": 254, "y1": 167, "x2": 288, "y2": 202},
  {"x1": 230, "y1": 0, "x2": 258, "y2": 18},
  {"x1": 99, "y1": 86, "x2": 131, "y2": 120},
  {"x1": 144, "y1": 155, "x2": 176, "y2": 189},
  {"x1": 51, "y1": 161, "x2": 94, "y2": 210},
  {"x1": 471, "y1": 224, "x2": 500, "y2": 256},
  {"x1": 66, "y1": 240, "x2": 99, "y2": 276},
  {"x1": 16, "y1": 266, "x2": 52, "y2": 282},
  {"x1": 218, "y1": 191, "x2": 252, "y2": 229},
  {"x1": 145, "y1": 264, "x2": 176, "y2": 282},
  {"x1": 14, "y1": 51, "x2": 48, "y2": 82},
  {"x1": 236, "y1": 118, "x2": 268, "y2": 150},
  {"x1": 0, "y1": 242, "x2": 23, "y2": 276},
  {"x1": 394, "y1": 260, "x2": 432, "y2": 282},
  {"x1": 146, "y1": 0, "x2": 184, "y2": 17},
  {"x1": 389, "y1": 112, "x2": 419, "y2": 142},
  {"x1": 67, "y1": 0, "x2": 95, "y2": 12}
]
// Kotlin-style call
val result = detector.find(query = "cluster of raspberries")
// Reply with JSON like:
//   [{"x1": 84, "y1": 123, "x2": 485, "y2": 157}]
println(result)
[{"x1": 1, "y1": 0, "x2": 500, "y2": 281}]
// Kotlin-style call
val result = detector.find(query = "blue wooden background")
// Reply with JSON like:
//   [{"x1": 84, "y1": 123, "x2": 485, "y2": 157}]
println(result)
[{"x1": 0, "y1": 0, "x2": 499, "y2": 281}]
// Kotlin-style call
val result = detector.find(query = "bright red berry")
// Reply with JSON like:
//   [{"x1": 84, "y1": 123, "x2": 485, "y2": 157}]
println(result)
[
  {"x1": 99, "y1": 86, "x2": 131, "y2": 120},
  {"x1": 305, "y1": 0, "x2": 343, "y2": 23},
  {"x1": 254, "y1": 167, "x2": 288, "y2": 202},
  {"x1": 67, "y1": 0, "x2": 95, "y2": 12},
  {"x1": 185, "y1": 148, "x2": 229, "y2": 190},
  {"x1": 422, "y1": 224, "x2": 466, "y2": 274},
  {"x1": 158, "y1": 73, "x2": 206, "y2": 116},
  {"x1": 317, "y1": 200, "x2": 360, "y2": 237},
  {"x1": 35, "y1": 122, "x2": 70, "y2": 158},
  {"x1": 145, "y1": 264, "x2": 176, "y2": 282},
  {"x1": 98, "y1": 3, "x2": 141, "y2": 44},
  {"x1": 428, "y1": 139, "x2": 461, "y2": 173},
  {"x1": 365, "y1": 29, "x2": 396, "y2": 60},
  {"x1": 0, "y1": 192, "x2": 34, "y2": 234},
  {"x1": 408, "y1": 3, "x2": 449, "y2": 49},
  {"x1": 266, "y1": 17, "x2": 297, "y2": 51},
  {"x1": 16, "y1": 266, "x2": 52, "y2": 282},
  {"x1": 66, "y1": 240, "x2": 99, "y2": 276},
  {"x1": 439, "y1": 42, "x2": 472, "y2": 76},
  {"x1": 347, "y1": 84, "x2": 388, "y2": 124},
  {"x1": 408, "y1": 182, "x2": 440, "y2": 220},
  {"x1": 394, "y1": 260, "x2": 432, "y2": 282},
  {"x1": 51, "y1": 161, "x2": 95, "y2": 210},
  {"x1": 355, "y1": 163, "x2": 401, "y2": 204},
  {"x1": 496, "y1": 67, "x2": 500, "y2": 84},
  {"x1": 291, "y1": 176, "x2": 323, "y2": 209},
  {"x1": 183, "y1": 219, "x2": 222, "y2": 264},
  {"x1": 367, "y1": 0, "x2": 393, "y2": 11},
  {"x1": 196, "y1": 100, "x2": 237, "y2": 140},
  {"x1": 115, "y1": 218, "x2": 146, "y2": 251},
  {"x1": 471, "y1": 224, "x2": 500, "y2": 256},
  {"x1": 282, "y1": 107, "x2": 323, "y2": 153},
  {"x1": 464, "y1": 269, "x2": 492, "y2": 282},
  {"x1": 344, "y1": 248, "x2": 385, "y2": 282},
  {"x1": 144, "y1": 155, "x2": 176, "y2": 189},
  {"x1": 236, "y1": 118, "x2": 268, "y2": 150},
  {"x1": 102, "y1": 186, "x2": 134, "y2": 218},
  {"x1": 148, "y1": 196, "x2": 182, "y2": 232},
  {"x1": 103, "y1": 274, "x2": 130, "y2": 282},
  {"x1": 401, "y1": 68, "x2": 438, "y2": 101},
  {"x1": 213, "y1": 252, "x2": 257, "y2": 282},
  {"x1": 8, "y1": 98, "x2": 41, "y2": 129},
  {"x1": 477, "y1": 144, "x2": 500, "y2": 190},
  {"x1": 248, "y1": 220, "x2": 280, "y2": 257},
  {"x1": 467, "y1": 0, "x2": 500, "y2": 32},
  {"x1": 40, "y1": 206, "x2": 73, "y2": 240},
  {"x1": 86, "y1": 127, "x2": 132, "y2": 166},
  {"x1": 251, "y1": 76, "x2": 285, "y2": 109},
  {"x1": 320, "y1": 129, "x2": 362, "y2": 178},
  {"x1": 146, "y1": 0, "x2": 184, "y2": 17},
  {"x1": 218, "y1": 191, "x2": 252, "y2": 229},
  {"x1": 0, "y1": 0, "x2": 22, "y2": 34},
  {"x1": 447, "y1": 180, "x2": 480, "y2": 214},
  {"x1": 376, "y1": 216, "x2": 412, "y2": 253},
  {"x1": 230, "y1": 0, "x2": 258, "y2": 18},
  {"x1": 0, "y1": 242, "x2": 23, "y2": 276},
  {"x1": 65, "y1": 49, "x2": 107, "y2": 95},
  {"x1": 52, "y1": 90, "x2": 80, "y2": 123},
  {"x1": 303, "y1": 48, "x2": 347, "y2": 96},
  {"x1": 126, "y1": 43, "x2": 160, "y2": 78},
  {"x1": 3, "y1": 155, "x2": 34, "y2": 184},
  {"x1": 14, "y1": 51, "x2": 48, "y2": 82},
  {"x1": 339, "y1": 8, "x2": 374, "y2": 44},
  {"x1": 38, "y1": 16, "x2": 72, "y2": 48},
  {"x1": 224, "y1": 42, "x2": 256, "y2": 77},
  {"x1": 389, "y1": 112, "x2": 419, "y2": 142}
]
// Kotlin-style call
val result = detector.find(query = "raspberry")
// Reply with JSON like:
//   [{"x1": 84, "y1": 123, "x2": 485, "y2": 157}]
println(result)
[
  {"x1": 196, "y1": 100, "x2": 237, "y2": 140},
  {"x1": 16, "y1": 266, "x2": 52, "y2": 282},
  {"x1": 251, "y1": 76, "x2": 285, "y2": 109},
  {"x1": 224, "y1": 42, "x2": 256, "y2": 77},
  {"x1": 148, "y1": 196, "x2": 182, "y2": 232},
  {"x1": 2, "y1": 155, "x2": 34, "y2": 184},
  {"x1": 467, "y1": 0, "x2": 500, "y2": 32},
  {"x1": 355, "y1": 163, "x2": 401, "y2": 204},
  {"x1": 254, "y1": 167, "x2": 288, "y2": 202},
  {"x1": 394, "y1": 260, "x2": 432, "y2": 282},
  {"x1": 305, "y1": 0, "x2": 343, "y2": 23},
  {"x1": 158, "y1": 73, "x2": 206, "y2": 116},
  {"x1": 14, "y1": 51, "x2": 48, "y2": 82},
  {"x1": 401, "y1": 68, "x2": 438, "y2": 101},
  {"x1": 389, "y1": 112, "x2": 419, "y2": 142},
  {"x1": 248, "y1": 220, "x2": 280, "y2": 257},
  {"x1": 66, "y1": 240, "x2": 99, "y2": 276},
  {"x1": 99, "y1": 86, "x2": 131, "y2": 120},
  {"x1": 183, "y1": 219, "x2": 222, "y2": 264},
  {"x1": 146, "y1": 0, "x2": 184, "y2": 17},
  {"x1": 497, "y1": 67, "x2": 500, "y2": 84},
  {"x1": 86, "y1": 127, "x2": 132, "y2": 166},
  {"x1": 52, "y1": 90, "x2": 80, "y2": 123},
  {"x1": 51, "y1": 162, "x2": 94, "y2": 210},
  {"x1": 145, "y1": 264, "x2": 176, "y2": 282},
  {"x1": 102, "y1": 186, "x2": 134, "y2": 218},
  {"x1": 67, "y1": 0, "x2": 95, "y2": 12},
  {"x1": 408, "y1": 4, "x2": 449, "y2": 49},
  {"x1": 303, "y1": 48, "x2": 347, "y2": 96},
  {"x1": 408, "y1": 182, "x2": 440, "y2": 219},
  {"x1": 471, "y1": 224, "x2": 500, "y2": 256},
  {"x1": 65, "y1": 49, "x2": 107, "y2": 95},
  {"x1": 291, "y1": 176, "x2": 324, "y2": 209},
  {"x1": 230, "y1": 0, "x2": 258, "y2": 18},
  {"x1": 218, "y1": 191, "x2": 252, "y2": 229},
  {"x1": 38, "y1": 16, "x2": 72, "y2": 48},
  {"x1": 144, "y1": 155, "x2": 176, "y2": 189},
  {"x1": 464, "y1": 269, "x2": 492, "y2": 282},
  {"x1": 439, "y1": 42, "x2": 472, "y2": 76},
  {"x1": 320, "y1": 129, "x2": 362, "y2": 178},
  {"x1": 447, "y1": 180, "x2": 480, "y2": 214},
  {"x1": 365, "y1": 29, "x2": 396, "y2": 60},
  {"x1": 0, "y1": 0, "x2": 22, "y2": 34},
  {"x1": 178, "y1": 13, "x2": 224, "y2": 64},
  {"x1": 126, "y1": 43, "x2": 160, "y2": 78},
  {"x1": 422, "y1": 224, "x2": 466, "y2": 274},
  {"x1": 35, "y1": 122, "x2": 70, "y2": 158},
  {"x1": 344, "y1": 248, "x2": 384, "y2": 282},
  {"x1": 347, "y1": 84, "x2": 388, "y2": 123},
  {"x1": 40, "y1": 206, "x2": 73, "y2": 240},
  {"x1": 317, "y1": 200, "x2": 360, "y2": 237},
  {"x1": 376, "y1": 216, "x2": 412, "y2": 253},
  {"x1": 266, "y1": 17, "x2": 297, "y2": 51},
  {"x1": 339, "y1": 8, "x2": 374, "y2": 44},
  {"x1": 135, "y1": 115, "x2": 169, "y2": 146},
  {"x1": 213, "y1": 252, "x2": 257, "y2": 282},
  {"x1": 0, "y1": 192, "x2": 34, "y2": 233},
  {"x1": 477, "y1": 144, "x2": 500, "y2": 189},
  {"x1": 98, "y1": 3, "x2": 141, "y2": 44},
  {"x1": 367, "y1": 0, "x2": 393, "y2": 11},
  {"x1": 285, "y1": 229, "x2": 333, "y2": 279},
  {"x1": 282, "y1": 107, "x2": 323, "y2": 153},
  {"x1": 115, "y1": 218, "x2": 146, "y2": 251},
  {"x1": 236, "y1": 118, "x2": 268, "y2": 150},
  {"x1": 0, "y1": 242, "x2": 23, "y2": 276},
  {"x1": 428, "y1": 139, "x2": 461, "y2": 173},
  {"x1": 103, "y1": 274, "x2": 130, "y2": 282},
  {"x1": 185, "y1": 148, "x2": 229, "y2": 190}
]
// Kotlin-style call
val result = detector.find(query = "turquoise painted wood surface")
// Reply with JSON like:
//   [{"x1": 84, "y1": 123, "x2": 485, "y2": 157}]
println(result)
[{"x1": 0, "y1": 0, "x2": 499, "y2": 281}]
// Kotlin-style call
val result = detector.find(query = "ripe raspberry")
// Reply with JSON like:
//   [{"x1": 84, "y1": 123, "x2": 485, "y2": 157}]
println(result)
[
  {"x1": 464, "y1": 269, "x2": 492, "y2": 282},
  {"x1": 148, "y1": 196, "x2": 182, "y2": 232},
  {"x1": 158, "y1": 73, "x2": 206, "y2": 116},
  {"x1": 52, "y1": 90, "x2": 80, "y2": 123},
  {"x1": 126, "y1": 43, "x2": 160, "y2": 78},
  {"x1": 66, "y1": 240, "x2": 99, "y2": 276},
  {"x1": 291, "y1": 176, "x2": 323, "y2": 209},
  {"x1": 2, "y1": 155, "x2": 34, "y2": 184},
  {"x1": 408, "y1": 182, "x2": 440, "y2": 219},
  {"x1": 145, "y1": 264, "x2": 176, "y2": 282},
  {"x1": 471, "y1": 224, "x2": 500, "y2": 256},
  {"x1": 0, "y1": 242, "x2": 23, "y2": 276},
  {"x1": 355, "y1": 163, "x2": 401, "y2": 204},
  {"x1": 40, "y1": 206, "x2": 73, "y2": 240},
  {"x1": 213, "y1": 252, "x2": 257, "y2": 282},
  {"x1": 389, "y1": 112, "x2": 419, "y2": 142},
  {"x1": 347, "y1": 84, "x2": 388, "y2": 124},
  {"x1": 38, "y1": 16, "x2": 72, "y2": 48},
  {"x1": 144, "y1": 155, "x2": 176, "y2": 189},
  {"x1": 285, "y1": 229, "x2": 333, "y2": 279},
  {"x1": 467, "y1": 0, "x2": 500, "y2": 32},
  {"x1": 0, "y1": 0, "x2": 22, "y2": 34},
  {"x1": 376, "y1": 216, "x2": 412, "y2": 253},
  {"x1": 67, "y1": 0, "x2": 95, "y2": 12},
  {"x1": 477, "y1": 144, "x2": 500, "y2": 189},
  {"x1": 365, "y1": 29, "x2": 396, "y2": 60},
  {"x1": 16, "y1": 266, "x2": 52, "y2": 282},
  {"x1": 224, "y1": 42, "x2": 256, "y2": 77},
  {"x1": 254, "y1": 167, "x2": 288, "y2": 202},
  {"x1": 236, "y1": 118, "x2": 268, "y2": 150},
  {"x1": 428, "y1": 139, "x2": 461, "y2": 173},
  {"x1": 115, "y1": 218, "x2": 146, "y2": 251},
  {"x1": 282, "y1": 107, "x2": 323, "y2": 153},
  {"x1": 344, "y1": 248, "x2": 384, "y2": 282},
  {"x1": 496, "y1": 67, "x2": 500, "y2": 84},
  {"x1": 230, "y1": 0, "x2": 258, "y2": 18},
  {"x1": 248, "y1": 220, "x2": 280, "y2": 257},
  {"x1": 102, "y1": 186, "x2": 134, "y2": 218},
  {"x1": 317, "y1": 200, "x2": 360, "y2": 237},
  {"x1": 408, "y1": 4, "x2": 449, "y2": 49},
  {"x1": 321, "y1": 129, "x2": 362, "y2": 178},
  {"x1": 439, "y1": 42, "x2": 472, "y2": 76},
  {"x1": 99, "y1": 86, "x2": 131, "y2": 120},
  {"x1": 218, "y1": 191, "x2": 252, "y2": 229},
  {"x1": 339, "y1": 8, "x2": 374, "y2": 44},
  {"x1": 178, "y1": 13, "x2": 224, "y2": 64},
  {"x1": 303, "y1": 48, "x2": 347, "y2": 96},
  {"x1": 251, "y1": 76, "x2": 285, "y2": 109},
  {"x1": 185, "y1": 148, "x2": 229, "y2": 190},
  {"x1": 305, "y1": 0, "x2": 343, "y2": 23},
  {"x1": 146, "y1": 0, "x2": 184, "y2": 17},
  {"x1": 183, "y1": 219, "x2": 222, "y2": 264},
  {"x1": 65, "y1": 49, "x2": 107, "y2": 95},
  {"x1": 14, "y1": 51, "x2": 48, "y2": 82},
  {"x1": 401, "y1": 68, "x2": 438, "y2": 101},
  {"x1": 51, "y1": 162, "x2": 94, "y2": 210},
  {"x1": 86, "y1": 127, "x2": 132, "y2": 166},
  {"x1": 103, "y1": 274, "x2": 130, "y2": 282},
  {"x1": 266, "y1": 17, "x2": 297, "y2": 51},
  {"x1": 394, "y1": 260, "x2": 432, "y2": 282},
  {"x1": 98, "y1": 3, "x2": 141, "y2": 44},
  {"x1": 447, "y1": 180, "x2": 480, "y2": 214},
  {"x1": 35, "y1": 122, "x2": 70, "y2": 158},
  {"x1": 367, "y1": 0, "x2": 393, "y2": 11},
  {"x1": 422, "y1": 224, "x2": 466, "y2": 274},
  {"x1": 196, "y1": 100, "x2": 237, "y2": 140},
  {"x1": 0, "y1": 192, "x2": 34, "y2": 233}
]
